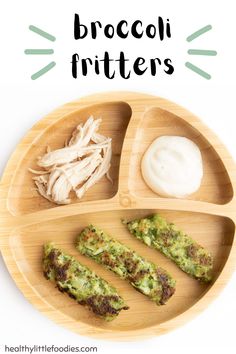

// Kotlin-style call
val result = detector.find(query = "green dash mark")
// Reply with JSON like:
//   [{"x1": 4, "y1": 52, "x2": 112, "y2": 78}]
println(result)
[
  {"x1": 29, "y1": 25, "x2": 56, "y2": 42},
  {"x1": 186, "y1": 25, "x2": 212, "y2": 42},
  {"x1": 31, "y1": 61, "x2": 56, "y2": 80},
  {"x1": 25, "y1": 49, "x2": 54, "y2": 55},
  {"x1": 185, "y1": 62, "x2": 211, "y2": 80},
  {"x1": 188, "y1": 49, "x2": 217, "y2": 56}
]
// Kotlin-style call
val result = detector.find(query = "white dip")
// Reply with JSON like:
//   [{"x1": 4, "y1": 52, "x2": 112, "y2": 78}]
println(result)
[{"x1": 141, "y1": 136, "x2": 203, "y2": 198}]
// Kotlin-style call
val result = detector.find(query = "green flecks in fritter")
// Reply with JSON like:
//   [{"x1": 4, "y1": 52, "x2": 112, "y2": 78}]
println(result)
[
  {"x1": 76, "y1": 226, "x2": 176, "y2": 305},
  {"x1": 125, "y1": 214, "x2": 213, "y2": 282},
  {"x1": 43, "y1": 242, "x2": 128, "y2": 321}
]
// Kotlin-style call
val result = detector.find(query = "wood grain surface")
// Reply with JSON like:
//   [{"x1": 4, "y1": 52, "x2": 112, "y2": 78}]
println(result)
[{"x1": 0, "y1": 92, "x2": 235, "y2": 340}]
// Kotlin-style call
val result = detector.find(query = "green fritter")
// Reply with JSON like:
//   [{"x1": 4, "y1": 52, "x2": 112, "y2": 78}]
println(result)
[
  {"x1": 76, "y1": 226, "x2": 176, "y2": 305},
  {"x1": 43, "y1": 242, "x2": 128, "y2": 321},
  {"x1": 124, "y1": 214, "x2": 213, "y2": 282}
]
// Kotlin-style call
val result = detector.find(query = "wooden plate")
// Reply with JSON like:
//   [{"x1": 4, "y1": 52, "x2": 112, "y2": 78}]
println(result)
[{"x1": 0, "y1": 92, "x2": 236, "y2": 340}]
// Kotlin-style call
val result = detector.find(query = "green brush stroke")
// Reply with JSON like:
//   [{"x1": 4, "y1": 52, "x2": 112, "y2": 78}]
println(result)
[
  {"x1": 31, "y1": 61, "x2": 56, "y2": 80},
  {"x1": 29, "y1": 25, "x2": 56, "y2": 42},
  {"x1": 25, "y1": 49, "x2": 54, "y2": 55},
  {"x1": 188, "y1": 49, "x2": 217, "y2": 56},
  {"x1": 185, "y1": 62, "x2": 211, "y2": 80},
  {"x1": 186, "y1": 25, "x2": 212, "y2": 42}
]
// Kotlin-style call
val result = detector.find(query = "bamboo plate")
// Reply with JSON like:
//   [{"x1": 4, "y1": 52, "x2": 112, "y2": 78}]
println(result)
[{"x1": 0, "y1": 91, "x2": 236, "y2": 341}]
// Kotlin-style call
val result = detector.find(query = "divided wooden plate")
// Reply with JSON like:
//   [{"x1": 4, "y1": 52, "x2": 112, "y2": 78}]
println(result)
[{"x1": 0, "y1": 92, "x2": 236, "y2": 340}]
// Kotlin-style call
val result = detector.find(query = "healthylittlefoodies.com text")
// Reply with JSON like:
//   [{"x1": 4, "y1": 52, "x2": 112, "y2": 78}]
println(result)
[{"x1": 3, "y1": 345, "x2": 98, "y2": 353}]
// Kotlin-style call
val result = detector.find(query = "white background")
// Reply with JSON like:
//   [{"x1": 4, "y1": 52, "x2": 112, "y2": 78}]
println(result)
[{"x1": 0, "y1": 0, "x2": 236, "y2": 353}]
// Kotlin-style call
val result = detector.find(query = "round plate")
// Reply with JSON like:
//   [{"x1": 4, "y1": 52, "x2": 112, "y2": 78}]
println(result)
[{"x1": 0, "y1": 92, "x2": 236, "y2": 340}]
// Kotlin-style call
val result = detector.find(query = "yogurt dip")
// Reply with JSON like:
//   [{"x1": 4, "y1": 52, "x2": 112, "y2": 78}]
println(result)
[{"x1": 141, "y1": 136, "x2": 203, "y2": 198}]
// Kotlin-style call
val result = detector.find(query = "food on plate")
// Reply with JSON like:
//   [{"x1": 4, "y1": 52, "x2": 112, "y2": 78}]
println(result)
[
  {"x1": 141, "y1": 136, "x2": 203, "y2": 198},
  {"x1": 43, "y1": 242, "x2": 128, "y2": 321},
  {"x1": 124, "y1": 214, "x2": 213, "y2": 282},
  {"x1": 30, "y1": 116, "x2": 112, "y2": 204},
  {"x1": 76, "y1": 225, "x2": 176, "y2": 305}
]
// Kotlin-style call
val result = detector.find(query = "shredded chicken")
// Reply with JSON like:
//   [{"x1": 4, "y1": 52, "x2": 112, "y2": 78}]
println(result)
[
  {"x1": 76, "y1": 133, "x2": 112, "y2": 199},
  {"x1": 30, "y1": 116, "x2": 112, "y2": 204}
]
